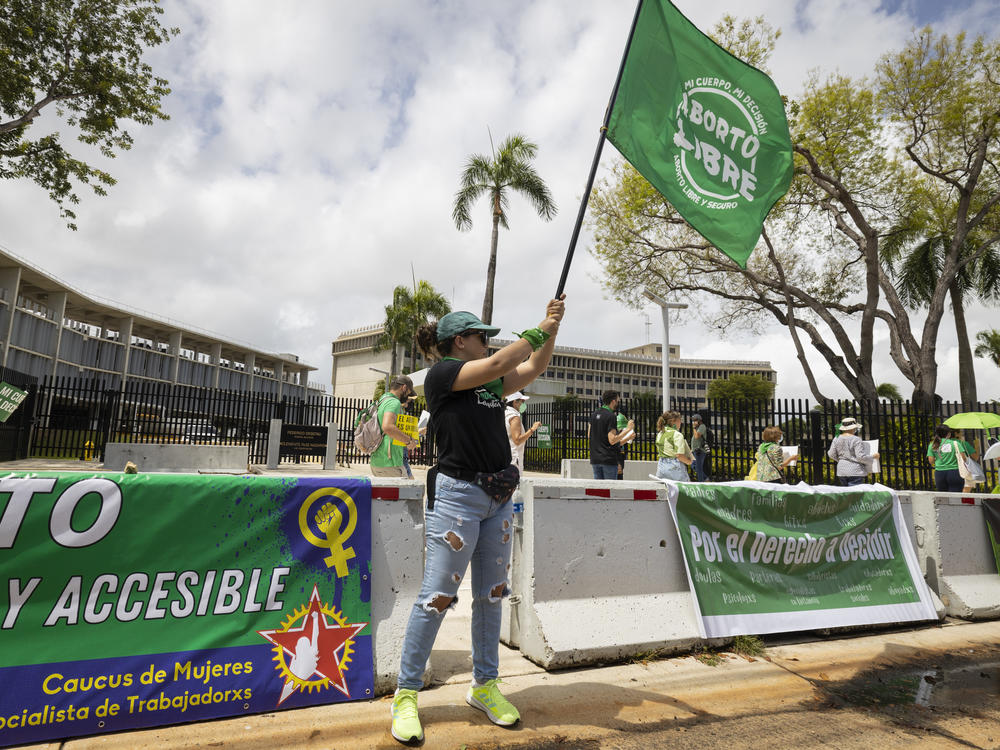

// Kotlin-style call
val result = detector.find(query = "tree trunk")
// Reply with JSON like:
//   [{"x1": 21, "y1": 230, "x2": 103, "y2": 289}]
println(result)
[
  {"x1": 950, "y1": 281, "x2": 977, "y2": 406},
  {"x1": 481, "y1": 205, "x2": 501, "y2": 325},
  {"x1": 390, "y1": 346, "x2": 398, "y2": 381}
]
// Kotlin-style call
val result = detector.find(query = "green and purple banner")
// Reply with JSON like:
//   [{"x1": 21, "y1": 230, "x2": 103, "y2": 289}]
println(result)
[
  {"x1": 663, "y1": 481, "x2": 937, "y2": 637},
  {"x1": 0, "y1": 472, "x2": 372, "y2": 747}
]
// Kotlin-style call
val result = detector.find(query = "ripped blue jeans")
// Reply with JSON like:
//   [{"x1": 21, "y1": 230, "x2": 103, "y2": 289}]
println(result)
[{"x1": 397, "y1": 472, "x2": 514, "y2": 690}]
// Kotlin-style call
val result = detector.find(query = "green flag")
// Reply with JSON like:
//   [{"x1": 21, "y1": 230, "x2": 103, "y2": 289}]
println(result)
[{"x1": 606, "y1": 0, "x2": 793, "y2": 267}]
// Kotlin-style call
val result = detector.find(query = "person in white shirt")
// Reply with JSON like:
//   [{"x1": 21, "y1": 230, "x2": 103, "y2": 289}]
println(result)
[{"x1": 505, "y1": 392, "x2": 540, "y2": 471}]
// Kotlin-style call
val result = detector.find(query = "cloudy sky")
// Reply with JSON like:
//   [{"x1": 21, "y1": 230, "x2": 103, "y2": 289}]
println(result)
[{"x1": 2, "y1": 0, "x2": 998, "y2": 401}]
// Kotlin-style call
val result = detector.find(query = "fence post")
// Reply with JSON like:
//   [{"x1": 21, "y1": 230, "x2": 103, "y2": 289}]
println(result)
[
  {"x1": 17, "y1": 383, "x2": 38, "y2": 460},
  {"x1": 808, "y1": 409, "x2": 824, "y2": 485},
  {"x1": 267, "y1": 418, "x2": 282, "y2": 469}
]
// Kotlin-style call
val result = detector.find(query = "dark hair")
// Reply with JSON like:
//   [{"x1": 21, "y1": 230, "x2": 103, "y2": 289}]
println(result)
[
  {"x1": 389, "y1": 375, "x2": 413, "y2": 391},
  {"x1": 416, "y1": 322, "x2": 456, "y2": 360},
  {"x1": 932, "y1": 424, "x2": 951, "y2": 452},
  {"x1": 601, "y1": 390, "x2": 619, "y2": 405},
  {"x1": 656, "y1": 410, "x2": 681, "y2": 431}
]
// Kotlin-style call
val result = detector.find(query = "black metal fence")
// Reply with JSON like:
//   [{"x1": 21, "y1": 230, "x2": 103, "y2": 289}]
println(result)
[
  {"x1": 11, "y1": 375, "x2": 437, "y2": 468},
  {"x1": 2, "y1": 372, "x2": 996, "y2": 492},
  {"x1": 522, "y1": 396, "x2": 1000, "y2": 491}
]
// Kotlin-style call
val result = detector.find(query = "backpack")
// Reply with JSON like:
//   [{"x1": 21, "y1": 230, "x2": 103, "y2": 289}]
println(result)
[
  {"x1": 353, "y1": 396, "x2": 387, "y2": 455},
  {"x1": 701, "y1": 425, "x2": 713, "y2": 452}
]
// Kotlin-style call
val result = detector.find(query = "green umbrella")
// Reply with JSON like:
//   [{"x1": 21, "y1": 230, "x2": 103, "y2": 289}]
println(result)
[{"x1": 943, "y1": 411, "x2": 1000, "y2": 430}]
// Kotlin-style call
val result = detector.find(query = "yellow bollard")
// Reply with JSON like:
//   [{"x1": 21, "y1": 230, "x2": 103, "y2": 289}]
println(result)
[{"x1": 83, "y1": 441, "x2": 94, "y2": 460}]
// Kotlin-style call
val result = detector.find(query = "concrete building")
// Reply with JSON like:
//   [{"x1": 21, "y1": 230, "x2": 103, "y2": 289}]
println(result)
[
  {"x1": 0, "y1": 245, "x2": 319, "y2": 398},
  {"x1": 331, "y1": 325, "x2": 775, "y2": 406}
]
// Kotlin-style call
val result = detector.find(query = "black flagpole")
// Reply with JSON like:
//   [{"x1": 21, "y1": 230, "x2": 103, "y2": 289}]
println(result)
[{"x1": 555, "y1": 0, "x2": 645, "y2": 298}]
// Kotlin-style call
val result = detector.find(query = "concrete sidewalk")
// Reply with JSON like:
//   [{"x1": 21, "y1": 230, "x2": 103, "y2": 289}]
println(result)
[{"x1": 14, "y1": 614, "x2": 1000, "y2": 749}]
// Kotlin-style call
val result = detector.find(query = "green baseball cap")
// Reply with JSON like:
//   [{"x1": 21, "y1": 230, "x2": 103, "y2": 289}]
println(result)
[{"x1": 436, "y1": 311, "x2": 501, "y2": 341}]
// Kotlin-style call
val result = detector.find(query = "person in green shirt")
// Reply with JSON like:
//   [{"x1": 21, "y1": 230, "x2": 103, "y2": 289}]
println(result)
[
  {"x1": 654, "y1": 410, "x2": 692, "y2": 481},
  {"x1": 926, "y1": 424, "x2": 967, "y2": 493},
  {"x1": 615, "y1": 409, "x2": 635, "y2": 479},
  {"x1": 370, "y1": 375, "x2": 417, "y2": 478}
]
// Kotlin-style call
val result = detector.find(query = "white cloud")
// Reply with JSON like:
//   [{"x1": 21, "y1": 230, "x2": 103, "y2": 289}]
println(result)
[{"x1": 1, "y1": 0, "x2": 998, "y2": 400}]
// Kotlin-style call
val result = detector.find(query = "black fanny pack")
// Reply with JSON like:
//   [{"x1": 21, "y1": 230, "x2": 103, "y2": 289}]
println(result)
[
  {"x1": 473, "y1": 464, "x2": 521, "y2": 504},
  {"x1": 426, "y1": 464, "x2": 521, "y2": 509}
]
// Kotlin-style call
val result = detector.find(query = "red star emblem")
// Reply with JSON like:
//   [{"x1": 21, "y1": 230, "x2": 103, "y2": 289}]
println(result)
[{"x1": 257, "y1": 585, "x2": 367, "y2": 704}]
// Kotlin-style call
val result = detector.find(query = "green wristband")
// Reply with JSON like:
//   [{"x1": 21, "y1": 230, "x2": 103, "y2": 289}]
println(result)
[{"x1": 514, "y1": 327, "x2": 551, "y2": 351}]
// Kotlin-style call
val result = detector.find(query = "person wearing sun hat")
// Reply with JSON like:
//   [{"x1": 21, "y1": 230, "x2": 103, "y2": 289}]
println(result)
[
  {"x1": 389, "y1": 296, "x2": 565, "y2": 744},
  {"x1": 826, "y1": 416, "x2": 880, "y2": 486},
  {"x1": 505, "y1": 391, "x2": 540, "y2": 472}
]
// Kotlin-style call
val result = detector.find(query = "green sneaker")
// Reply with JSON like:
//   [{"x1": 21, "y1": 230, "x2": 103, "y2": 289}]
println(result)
[
  {"x1": 390, "y1": 688, "x2": 423, "y2": 743},
  {"x1": 466, "y1": 678, "x2": 520, "y2": 726}
]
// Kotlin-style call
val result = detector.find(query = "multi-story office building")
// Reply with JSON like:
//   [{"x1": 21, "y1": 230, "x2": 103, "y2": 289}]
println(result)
[
  {"x1": 331, "y1": 325, "x2": 775, "y2": 406},
  {"x1": 0, "y1": 246, "x2": 318, "y2": 398}
]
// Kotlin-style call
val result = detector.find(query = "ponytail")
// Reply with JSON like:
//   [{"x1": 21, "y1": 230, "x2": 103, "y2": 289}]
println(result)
[
  {"x1": 416, "y1": 322, "x2": 457, "y2": 360},
  {"x1": 932, "y1": 424, "x2": 950, "y2": 452}
]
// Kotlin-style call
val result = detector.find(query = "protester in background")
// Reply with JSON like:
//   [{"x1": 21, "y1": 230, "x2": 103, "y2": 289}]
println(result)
[
  {"x1": 401, "y1": 393, "x2": 418, "y2": 479},
  {"x1": 370, "y1": 375, "x2": 417, "y2": 478},
  {"x1": 755, "y1": 425, "x2": 798, "y2": 483},
  {"x1": 615, "y1": 408, "x2": 636, "y2": 480},
  {"x1": 391, "y1": 297, "x2": 564, "y2": 744},
  {"x1": 505, "y1": 391, "x2": 540, "y2": 472},
  {"x1": 690, "y1": 414, "x2": 709, "y2": 481},
  {"x1": 827, "y1": 417, "x2": 879, "y2": 486},
  {"x1": 589, "y1": 390, "x2": 634, "y2": 480},
  {"x1": 927, "y1": 424, "x2": 967, "y2": 493},
  {"x1": 655, "y1": 410, "x2": 693, "y2": 481},
  {"x1": 953, "y1": 428, "x2": 982, "y2": 493}
]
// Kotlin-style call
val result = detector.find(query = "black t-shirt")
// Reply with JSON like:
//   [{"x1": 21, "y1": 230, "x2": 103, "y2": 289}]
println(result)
[
  {"x1": 589, "y1": 406, "x2": 619, "y2": 465},
  {"x1": 425, "y1": 358, "x2": 511, "y2": 477}
]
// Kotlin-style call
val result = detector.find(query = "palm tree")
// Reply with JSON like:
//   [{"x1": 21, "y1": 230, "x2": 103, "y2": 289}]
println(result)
[
  {"x1": 975, "y1": 329, "x2": 1000, "y2": 368},
  {"x1": 882, "y1": 224, "x2": 1000, "y2": 404},
  {"x1": 876, "y1": 383, "x2": 904, "y2": 401},
  {"x1": 452, "y1": 133, "x2": 557, "y2": 324},
  {"x1": 376, "y1": 280, "x2": 451, "y2": 374},
  {"x1": 375, "y1": 288, "x2": 408, "y2": 377}
]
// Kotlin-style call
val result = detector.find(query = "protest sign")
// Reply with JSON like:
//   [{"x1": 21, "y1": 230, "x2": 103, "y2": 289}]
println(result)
[
  {"x1": 392, "y1": 414, "x2": 419, "y2": 446},
  {"x1": 663, "y1": 481, "x2": 937, "y2": 637},
  {"x1": 536, "y1": 424, "x2": 552, "y2": 449},
  {"x1": 0, "y1": 473, "x2": 372, "y2": 747},
  {"x1": 0, "y1": 383, "x2": 27, "y2": 423}
]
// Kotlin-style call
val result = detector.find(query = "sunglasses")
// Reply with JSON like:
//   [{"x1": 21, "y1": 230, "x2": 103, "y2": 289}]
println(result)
[{"x1": 460, "y1": 330, "x2": 489, "y2": 345}]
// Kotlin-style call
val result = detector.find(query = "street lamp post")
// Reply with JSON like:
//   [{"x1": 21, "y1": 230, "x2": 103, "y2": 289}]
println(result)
[
  {"x1": 642, "y1": 289, "x2": 688, "y2": 413},
  {"x1": 369, "y1": 367, "x2": 390, "y2": 390}
]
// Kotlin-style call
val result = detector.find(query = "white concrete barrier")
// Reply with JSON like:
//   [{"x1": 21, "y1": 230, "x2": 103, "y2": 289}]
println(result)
[
  {"x1": 906, "y1": 490, "x2": 1000, "y2": 620},
  {"x1": 502, "y1": 478, "x2": 724, "y2": 669},
  {"x1": 622, "y1": 460, "x2": 661, "y2": 480},
  {"x1": 104, "y1": 442, "x2": 249, "y2": 472},
  {"x1": 370, "y1": 479, "x2": 426, "y2": 695},
  {"x1": 561, "y1": 458, "x2": 667, "y2": 480},
  {"x1": 560, "y1": 458, "x2": 591, "y2": 478}
]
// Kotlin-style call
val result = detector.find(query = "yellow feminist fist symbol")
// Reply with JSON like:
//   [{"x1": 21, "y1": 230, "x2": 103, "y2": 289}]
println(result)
[{"x1": 298, "y1": 487, "x2": 358, "y2": 577}]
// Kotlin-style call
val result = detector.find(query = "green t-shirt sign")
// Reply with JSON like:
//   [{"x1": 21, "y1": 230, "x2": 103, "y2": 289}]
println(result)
[
  {"x1": 536, "y1": 424, "x2": 552, "y2": 449},
  {"x1": 0, "y1": 381, "x2": 28, "y2": 423}
]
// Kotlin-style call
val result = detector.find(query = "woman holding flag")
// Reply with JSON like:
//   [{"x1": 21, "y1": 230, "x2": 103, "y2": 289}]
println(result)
[{"x1": 390, "y1": 295, "x2": 565, "y2": 744}]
